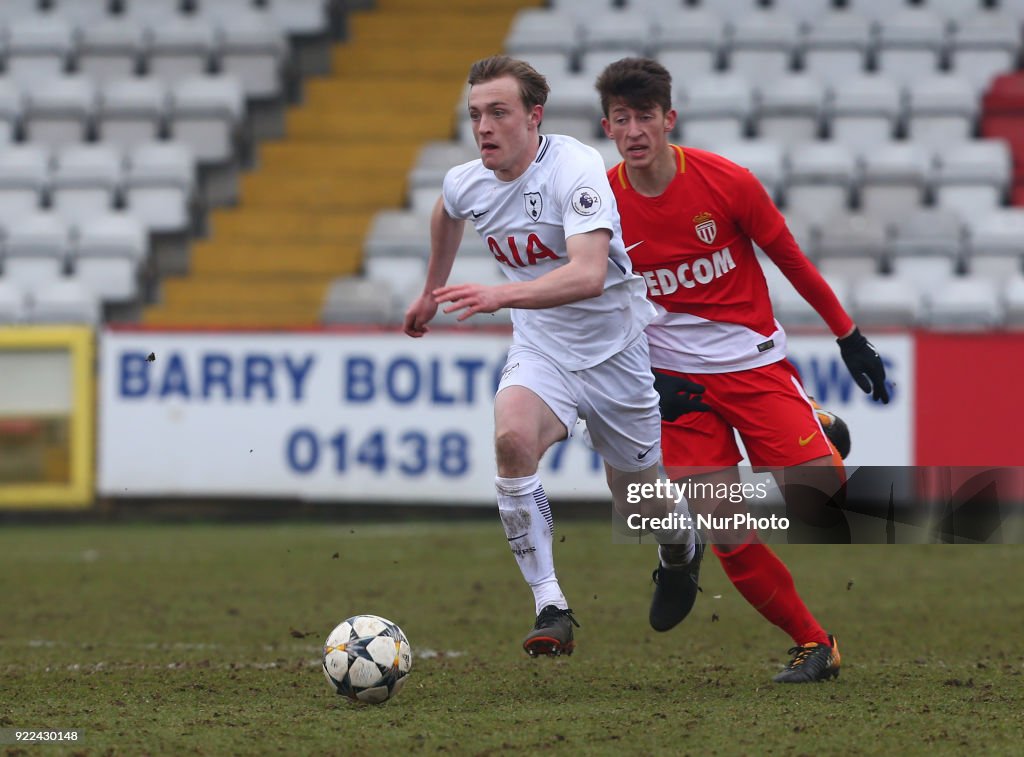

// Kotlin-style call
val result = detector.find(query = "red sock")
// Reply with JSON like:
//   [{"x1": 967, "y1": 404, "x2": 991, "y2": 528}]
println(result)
[{"x1": 712, "y1": 536, "x2": 829, "y2": 646}]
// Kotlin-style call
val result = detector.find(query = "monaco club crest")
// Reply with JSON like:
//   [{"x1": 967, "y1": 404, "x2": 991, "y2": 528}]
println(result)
[
  {"x1": 524, "y1": 192, "x2": 542, "y2": 221},
  {"x1": 693, "y1": 211, "x2": 716, "y2": 245}
]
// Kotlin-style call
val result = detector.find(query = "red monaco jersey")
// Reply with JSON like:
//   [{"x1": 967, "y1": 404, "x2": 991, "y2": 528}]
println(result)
[{"x1": 609, "y1": 145, "x2": 850, "y2": 373}]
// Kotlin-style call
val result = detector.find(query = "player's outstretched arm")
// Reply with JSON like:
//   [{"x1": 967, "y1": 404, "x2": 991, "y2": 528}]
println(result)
[
  {"x1": 433, "y1": 228, "x2": 610, "y2": 321},
  {"x1": 403, "y1": 196, "x2": 465, "y2": 337}
]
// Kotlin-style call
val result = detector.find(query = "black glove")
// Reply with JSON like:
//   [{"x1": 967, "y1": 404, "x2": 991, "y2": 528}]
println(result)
[
  {"x1": 652, "y1": 369, "x2": 711, "y2": 422},
  {"x1": 837, "y1": 327, "x2": 889, "y2": 404}
]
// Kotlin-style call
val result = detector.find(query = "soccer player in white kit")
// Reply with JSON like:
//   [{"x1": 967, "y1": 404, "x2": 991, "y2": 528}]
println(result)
[{"x1": 404, "y1": 55, "x2": 702, "y2": 656}]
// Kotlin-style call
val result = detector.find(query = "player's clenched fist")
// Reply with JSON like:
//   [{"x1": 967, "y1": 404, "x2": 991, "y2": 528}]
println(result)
[{"x1": 403, "y1": 293, "x2": 438, "y2": 338}]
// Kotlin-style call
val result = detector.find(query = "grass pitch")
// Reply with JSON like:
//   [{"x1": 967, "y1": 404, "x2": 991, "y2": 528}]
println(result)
[{"x1": 1, "y1": 520, "x2": 1022, "y2": 756}]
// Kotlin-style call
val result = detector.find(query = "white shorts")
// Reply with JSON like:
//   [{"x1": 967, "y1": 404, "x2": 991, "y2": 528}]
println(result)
[{"x1": 496, "y1": 336, "x2": 661, "y2": 472}]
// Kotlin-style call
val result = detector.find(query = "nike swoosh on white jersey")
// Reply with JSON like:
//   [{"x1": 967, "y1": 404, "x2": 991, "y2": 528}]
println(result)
[{"x1": 625, "y1": 241, "x2": 645, "y2": 253}]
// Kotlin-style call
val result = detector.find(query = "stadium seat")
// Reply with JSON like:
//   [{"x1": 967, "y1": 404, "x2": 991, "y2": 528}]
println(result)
[
  {"x1": 0, "y1": 0, "x2": 43, "y2": 24},
  {"x1": 77, "y1": 17, "x2": 145, "y2": 85},
  {"x1": 320, "y1": 277, "x2": 392, "y2": 324},
  {"x1": 0, "y1": 79, "x2": 22, "y2": 145},
  {"x1": 921, "y1": 0, "x2": 988, "y2": 23},
  {"x1": 858, "y1": 142, "x2": 932, "y2": 226},
  {"x1": 948, "y1": 13, "x2": 1022, "y2": 95},
  {"x1": 677, "y1": 73, "x2": 754, "y2": 146},
  {"x1": 772, "y1": 272, "x2": 850, "y2": 327},
  {"x1": 874, "y1": 8, "x2": 947, "y2": 89},
  {"x1": 783, "y1": 142, "x2": 857, "y2": 224},
  {"x1": 652, "y1": 10, "x2": 725, "y2": 79},
  {"x1": 771, "y1": 0, "x2": 835, "y2": 27},
  {"x1": 123, "y1": 141, "x2": 195, "y2": 233},
  {"x1": 264, "y1": 0, "x2": 331, "y2": 37},
  {"x1": 168, "y1": 75, "x2": 245, "y2": 164},
  {"x1": 580, "y1": 48, "x2": 647, "y2": 81},
  {"x1": 3, "y1": 213, "x2": 70, "y2": 289},
  {"x1": 96, "y1": 77, "x2": 169, "y2": 149},
  {"x1": 921, "y1": 275, "x2": 1003, "y2": 329},
  {"x1": 905, "y1": 74, "x2": 978, "y2": 148},
  {"x1": 73, "y1": 212, "x2": 148, "y2": 303},
  {"x1": 408, "y1": 141, "x2": 480, "y2": 204},
  {"x1": 934, "y1": 139, "x2": 1012, "y2": 218},
  {"x1": 755, "y1": 74, "x2": 825, "y2": 146},
  {"x1": 215, "y1": 12, "x2": 289, "y2": 100},
  {"x1": 364, "y1": 255, "x2": 426, "y2": 304},
  {"x1": 800, "y1": 11, "x2": 872, "y2": 88},
  {"x1": 1003, "y1": 274, "x2": 1024, "y2": 328},
  {"x1": 5, "y1": 15, "x2": 75, "y2": 85},
  {"x1": 0, "y1": 280, "x2": 27, "y2": 324},
  {"x1": 816, "y1": 212, "x2": 890, "y2": 265},
  {"x1": 27, "y1": 278, "x2": 101, "y2": 325},
  {"x1": 969, "y1": 253, "x2": 1022, "y2": 279},
  {"x1": 0, "y1": 145, "x2": 49, "y2": 224},
  {"x1": 817, "y1": 255, "x2": 879, "y2": 281},
  {"x1": 579, "y1": 9, "x2": 651, "y2": 53},
  {"x1": 364, "y1": 210, "x2": 428, "y2": 259},
  {"x1": 845, "y1": 0, "x2": 914, "y2": 22},
  {"x1": 121, "y1": 0, "x2": 184, "y2": 25},
  {"x1": 504, "y1": 10, "x2": 580, "y2": 55},
  {"x1": 592, "y1": 139, "x2": 624, "y2": 171},
  {"x1": 726, "y1": 10, "x2": 800, "y2": 88},
  {"x1": 50, "y1": 143, "x2": 123, "y2": 226},
  {"x1": 826, "y1": 75, "x2": 903, "y2": 151},
  {"x1": 146, "y1": 15, "x2": 216, "y2": 85},
  {"x1": 890, "y1": 208, "x2": 966, "y2": 262},
  {"x1": 849, "y1": 273, "x2": 922, "y2": 327},
  {"x1": 889, "y1": 254, "x2": 958, "y2": 292},
  {"x1": 23, "y1": 76, "x2": 96, "y2": 148},
  {"x1": 48, "y1": 0, "x2": 113, "y2": 26},
  {"x1": 513, "y1": 51, "x2": 573, "y2": 77},
  {"x1": 966, "y1": 207, "x2": 1024, "y2": 260},
  {"x1": 706, "y1": 140, "x2": 785, "y2": 200}
]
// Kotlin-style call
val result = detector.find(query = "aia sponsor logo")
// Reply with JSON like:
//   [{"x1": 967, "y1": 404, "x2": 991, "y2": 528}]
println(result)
[{"x1": 487, "y1": 234, "x2": 560, "y2": 267}]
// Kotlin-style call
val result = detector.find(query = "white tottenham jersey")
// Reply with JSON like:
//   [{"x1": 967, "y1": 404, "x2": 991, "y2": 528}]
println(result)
[{"x1": 443, "y1": 134, "x2": 655, "y2": 371}]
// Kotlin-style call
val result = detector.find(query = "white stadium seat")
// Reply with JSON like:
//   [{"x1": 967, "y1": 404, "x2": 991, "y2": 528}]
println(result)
[
  {"x1": 48, "y1": 0, "x2": 113, "y2": 25},
  {"x1": 579, "y1": 9, "x2": 651, "y2": 52},
  {"x1": 966, "y1": 208, "x2": 1024, "y2": 260},
  {"x1": 677, "y1": 74, "x2": 753, "y2": 146},
  {"x1": 320, "y1": 278, "x2": 392, "y2": 325},
  {"x1": 652, "y1": 10, "x2": 724, "y2": 78},
  {"x1": 850, "y1": 273, "x2": 922, "y2": 327},
  {"x1": 27, "y1": 278, "x2": 101, "y2": 325},
  {"x1": 800, "y1": 12, "x2": 872, "y2": 88},
  {"x1": 816, "y1": 213, "x2": 890, "y2": 265},
  {"x1": 5, "y1": 15, "x2": 75, "y2": 85},
  {"x1": 858, "y1": 142, "x2": 932, "y2": 226},
  {"x1": 77, "y1": 17, "x2": 145, "y2": 84},
  {"x1": 755, "y1": 74, "x2": 825, "y2": 146},
  {"x1": 96, "y1": 76, "x2": 169, "y2": 149},
  {"x1": 889, "y1": 255, "x2": 958, "y2": 293},
  {"x1": 50, "y1": 143, "x2": 123, "y2": 226},
  {"x1": 364, "y1": 210, "x2": 428, "y2": 259},
  {"x1": 0, "y1": 279, "x2": 27, "y2": 324},
  {"x1": 705, "y1": 140, "x2": 785, "y2": 200},
  {"x1": 146, "y1": 16, "x2": 216, "y2": 85},
  {"x1": 933, "y1": 140, "x2": 1012, "y2": 219},
  {"x1": 905, "y1": 74, "x2": 978, "y2": 148},
  {"x1": 948, "y1": 13, "x2": 1022, "y2": 95},
  {"x1": 1003, "y1": 275, "x2": 1024, "y2": 328},
  {"x1": 890, "y1": 208, "x2": 965, "y2": 262},
  {"x1": 921, "y1": 276, "x2": 1003, "y2": 329},
  {"x1": 3, "y1": 213, "x2": 70, "y2": 289},
  {"x1": 74, "y1": 213, "x2": 149, "y2": 303},
  {"x1": 0, "y1": 0, "x2": 44, "y2": 24},
  {"x1": 0, "y1": 145, "x2": 49, "y2": 224},
  {"x1": 504, "y1": 10, "x2": 580, "y2": 55},
  {"x1": 826, "y1": 75, "x2": 903, "y2": 151},
  {"x1": 726, "y1": 10, "x2": 799, "y2": 88},
  {"x1": 783, "y1": 142, "x2": 857, "y2": 224},
  {"x1": 216, "y1": 12, "x2": 289, "y2": 100},
  {"x1": 265, "y1": 0, "x2": 330, "y2": 37},
  {"x1": 23, "y1": 76, "x2": 96, "y2": 148},
  {"x1": 169, "y1": 74, "x2": 245, "y2": 164},
  {"x1": 121, "y1": 0, "x2": 183, "y2": 25},
  {"x1": 874, "y1": 8, "x2": 948, "y2": 89},
  {"x1": 123, "y1": 141, "x2": 195, "y2": 233}
]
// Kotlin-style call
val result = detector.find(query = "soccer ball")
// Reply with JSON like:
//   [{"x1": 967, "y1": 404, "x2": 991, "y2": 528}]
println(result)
[{"x1": 322, "y1": 615, "x2": 412, "y2": 704}]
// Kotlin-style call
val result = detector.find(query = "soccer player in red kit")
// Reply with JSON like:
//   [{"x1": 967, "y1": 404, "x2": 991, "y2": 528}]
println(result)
[{"x1": 596, "y1": 58, "x2": 890, "y2": 683}]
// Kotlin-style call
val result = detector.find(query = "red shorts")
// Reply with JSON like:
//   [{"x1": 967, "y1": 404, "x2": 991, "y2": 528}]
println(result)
[{"x1": 660, "y1": 359, "x2": 834, "y2": 470}]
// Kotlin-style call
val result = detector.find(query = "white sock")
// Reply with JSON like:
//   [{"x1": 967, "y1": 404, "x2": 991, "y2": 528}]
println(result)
[
  {"x1": 654, "y1": 496, "x2": 696, "y2": 568},
  {"x1": 495, "y1": 474, "x2": 567, "y2": 615}
]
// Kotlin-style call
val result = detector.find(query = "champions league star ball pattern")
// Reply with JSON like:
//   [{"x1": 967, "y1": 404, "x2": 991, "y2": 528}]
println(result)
[{"x1": 322, "y1": 615, "x2": 412, "y2": 704}]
